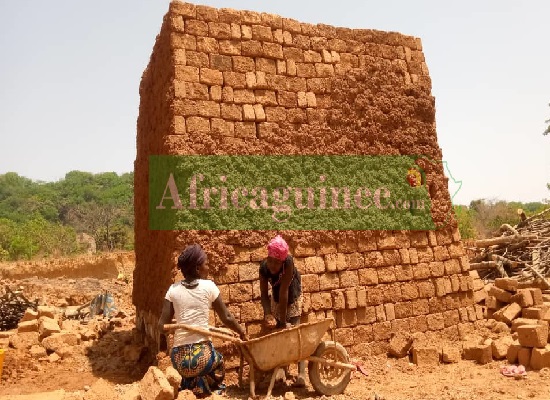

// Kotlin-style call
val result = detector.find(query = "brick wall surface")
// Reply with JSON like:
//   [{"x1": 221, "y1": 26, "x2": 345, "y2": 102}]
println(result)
[{"x1": 134, "y1": 1, "x2": 477, "y2": 356}]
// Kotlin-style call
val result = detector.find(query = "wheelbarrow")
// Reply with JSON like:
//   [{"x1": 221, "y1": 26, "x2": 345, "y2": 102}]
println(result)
[{"x1": 164, "y1": 318, "x2": 355, "y2": 397}]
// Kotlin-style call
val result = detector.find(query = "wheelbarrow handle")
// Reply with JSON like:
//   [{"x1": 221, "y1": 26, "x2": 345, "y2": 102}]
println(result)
[{"x1": 163, "y1": 323, "x2": 243, "y2": 344}]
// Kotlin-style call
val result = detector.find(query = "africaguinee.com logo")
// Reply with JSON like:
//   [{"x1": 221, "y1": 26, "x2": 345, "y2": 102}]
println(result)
[{"x1": 149, "y1": 155, "x2": 438, "y2": 231}]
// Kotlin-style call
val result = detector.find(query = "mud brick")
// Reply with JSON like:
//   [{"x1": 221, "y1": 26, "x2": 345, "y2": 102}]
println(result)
[
  {"x1": 356, "y1": 288, "x2": 367, "y2": 307},
  {"x1": 255, "y1": 58, "x2": 277, "y2": 75},
  {"x1": 428, "y1": 297, "x2": 446, "y2": 314},
  {"x1": 310, "y1": 293, "x2": 323, "y2": 311},
  {"x1": 433, "y1": 246, "x2": 450, "y2": 261},
  {"x1": 518, "y1": 324, "x2": 548, "y2": 348},
  {"x1": 234, "y1": 122, "x2": 256, "y2": 138},
  {"x1": 474, "y1": 289, "x2": 488, "y2": 303},
  {"x1": 223, "y1": 71, "x2": 246, "y2": 88},
  {"x1": 239, "y1": 102, "x2": 254, "y2": 121},
  {"x1": 426, "y1": 313, "x2": 445, "y2": 331},
  {"x1": 466, "y1": 306, "x2": 477, "y2": 322},
  {"x1": 197, "y1": 37, "x2": 219, "y2": 54},
  {"x1": 233, "y1": 89, "x2": 255, "y2": 104},
  {"x1": 512, "y1": 318, "x2": 543, "y2": 332},
  {"x1": 447, "y1": 243, "x2": 464, "y2": 258},
  {"x1": 324, "y1": 253, "x2": 346, "y2": 272},
  {"x1": 491, "y1": 336, "x2": 514, "y2": 360},
  {"x1": 427, "y1": 261, "x2": 444, "y2": 278},
  {"x1": 378, "y1": 232, "x2": 404, "y2": 250},
  {"x1": 475, "y1": 305, "x2": 485, "y2": 320},
  {"x1": 543, "y1": 294, "x2": 550, "y2": 303},
  {"x1": 444, "y1": 293, "x2": 461, "y2": 310},
  {"x1": 334, "y1": 328, "x2": 354, "y2": 346},
  {"x1": 409, "y1": 232, "x2": 428, "y2": 247},
  {"x1": 457, "y1": 256, "x2": 469, "y2": 272},
  {"x1": 229, "y1": 23, "x2": 242, "y2": 39},
  {"x1": 345, "y1": 289, "x2": 357, "y2": 309},
  {"x1": 229, "y1": 282, "x2": 253, "y2": 303},
  {"x1": 219, "y1": 39, "x2": 241, "y2": 56},
  {"x1": 531, "y1": 345, "x2": 550, "y2": 370},
  {"x1": 319, "y1": 272, "x2": 340, "y2": 290},
  {"x1": 459, "y1": 275, "x2": 470, "y2": 292},
  {"x1": 293, "y1": 34, "x2": 311, "y2": 50},
  {"x1": 209, "y1": 85, "x2": 222, "y2": 101},
  {"x1": 395, "y1": 265, "x2": 413, "y2": 282},
  {"x1": 196, "y1": 5, "x2": 218, "y2": 21},
  {"x1": 301, "y1": 274, "x2": 320, "y2": 292},
  {"x1": 345, "y1": 253, "x2": 364, "y2": 270},
  {"x1": 530, "y1": 288, "x2": 544, "y2": 306},
  {"x1": 301, "y1": 293, "x2": 311, "y2": 313},
  {"x1": 283, "y1": 47, "x2": 304, "y2": 63},
  {"x1": 251, "y1": 103, "x2": 266, "y2": 122},
  {"x1": 383, "y1": 284, "x2": 403, "y2": 304},
  {"x1": 450, "y1": 275, "x2": 460, "y2": 293},
  {"x1": 237, "y1": 263, "x2": 257, "y2": 282},
  {"x1": 443, "y1": 310, "x2": 460, "y2": 327},
  {"x1": 412, "y1": 346, "x2": 439, "y2": 366},
  {"x1": 175, "y1": 65, "x2": 199, "y2": 82},
  {"x1": 186, "y1": 116, "x2": 210, "y2": 134},
  {"x1": 367, "y1": 286, "x2": 383, "y2": 306},
  {"x1": 518, "y1": 347, "x2": 532, "y2": 367},
  {"x1": 182, "y1": 82, "x2": 209, "y2": 100},
  {"x1": 385, "y1": 304, "x2": 396, "y2": 321},
  {"x1": 390, "y1": 318, "x2": 410, "y2": 334},
  {"x1": 441, "y1": 345, "x2": 460, "y2": 363},
  {"x1": 262, "y1": 42, "x2": 284, "y2": 59},
  {"x1": 356, "y1": 307, "x2": 376, "y2": 324},
  {"x1": 265, "y1": 107, "x2": 286, "y2": 123},
  {"x1": 463, "y1": 342, "x2": 492, "y2": 364},
  {"x1": 417, "y1": 280, "x2": 435, "y2": 298},
  {"x1": 215, "y1": 264, "x2": 239, "y2": 284},
  {"x1": 331, "y1": 290, "x2": 345, "y2": 310},
  {"x1": 339, "y1": 270, "x2": 359, "y2": 288},
  {"x1": 444, "y1": 259, "x2": 461, "y2": 275},
  {"x1": 494, "y1": 278, "x2": 518, "y2": 292},
  {"x1": 240, "y1": 24, "x2": 252, "y2": 40},
  {"x1": 364, "y1": 251, "x2": 386, "y2": 267},
  {"x1": 240, "y1": 302, "x2": 263, "y2": 322},
  {"x1": 254, "y1": 90, "x2": 277, "y2": 106},
  {"x1": 485, "y1": 296, "x2": 501, "y2": 310},
  {"x1": 182, "y1": 100, "x2": 220, "y2": 118},
  {"x1": 185, "y1": 19, "x2": 208, "y2": 36},
  {"x1": 285, "y1": 76, "x2": 307, "y2": 92},
  {"x1": 382, "y1": 250, "x2": 401, "y2": 266},
  {"x1": 401, "y1": 282, "x2": 419, "y2": 300},
  {"x1": 336, "y1": 309, "x2": 356, "y2": 327},
  {"x1": 506, "y1": 341, "x2": 522, "y2": 363},
  {"x1": 358, "y1": 268, "x2": 378, "y2": 285},
  {"x1": 242, "y1": 40, "x2": 263, "y2": 57},
  {"x1": 301, "y1": 256, "x2": 324, "y2": 274},
  {"x1": 409, "y1": 315, "x2": 428, "y2": 332},
  {"x1": 388, "y1": 332, "x2": 412, "y2": 358},
  {"x1": 232, "y1": 56, "x2": 255, "y2": 73},
  {"x1": 377, "y1": 267, "x2": 396, "y2": 283},
  {"x1": 412, "y1": 299, "x2": 429, "y2": 316},
  {"x1": 522, "y1": 307, "x2": 548, "y2": 320},
  {"x1": 416, "y1": 247, "x2": 434, "y2": 263},
  {"x1": 412, "y1": 263, "x2": 431, "y2": 280},
  {"x1": 488, "y1": 286, "x2": 512, "y2": 303},
  {"x1": 371, "y1": 321, "x2": 391, "y2": 341},
  {"x1": 434, "y1": 278, "x2": 447, "y2": 297},
  {"x1": 353, "y1": 324, "x2": 374, "y2": 343},
  {"x1": 316, "y1": 242, "x2": 337, "y2": 255},
  {"x1": 395, "y1": 302, "x2": 413, "y2": 319},
  {"x1": 214, "y1": 113, "x2": 241, "y2": 132},
  {"x1": 375, "y1": 305, "x2": 386, "y2": 322},
  {"x1": 277, "y1": 90, "x2": 297, "y2": 107},
  {"x1": 510, "y1": 289, "x2": 534, "y2": 308},
  {"x1": 304, "y1": 50, "x2": 324, "y2": 63}
]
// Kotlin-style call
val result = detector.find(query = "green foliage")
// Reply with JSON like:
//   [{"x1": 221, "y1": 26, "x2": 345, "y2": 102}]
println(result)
[
  {"x1": 453, "y1": 205, "x2": 475, "y2": 239},
  {"x1": 0, "y1": 171, "x2": 134, "y2": 260}
]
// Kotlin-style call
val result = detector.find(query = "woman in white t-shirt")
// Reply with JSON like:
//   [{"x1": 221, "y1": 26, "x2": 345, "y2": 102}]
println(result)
[{"x1": 158, "y1": 244, "x2": 246, "y2": 395}]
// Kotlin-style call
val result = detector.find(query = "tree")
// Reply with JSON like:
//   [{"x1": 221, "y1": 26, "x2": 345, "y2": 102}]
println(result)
[{"x1": 453, "y1": 205, "x2": 476, "y2": 239}]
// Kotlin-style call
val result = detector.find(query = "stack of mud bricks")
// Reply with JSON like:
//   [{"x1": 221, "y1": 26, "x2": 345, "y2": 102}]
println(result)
[
  {"x1": 209, "y1": 229, "x2": 480, "y2": 369},
  {"x1": 133, "y1": 0, "x2": 472, "y2": 357},
  {"x1": 486, "y1": 278, "x2": 550, "y2": 369},
  {"x1": 165, "y1": 1, "x2": 429, "y2": 143}
]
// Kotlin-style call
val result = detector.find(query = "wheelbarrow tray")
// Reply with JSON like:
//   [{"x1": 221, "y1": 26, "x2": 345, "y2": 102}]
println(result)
[{"x1": 241, "y1": 319, "x2": 332, "y2": 371}]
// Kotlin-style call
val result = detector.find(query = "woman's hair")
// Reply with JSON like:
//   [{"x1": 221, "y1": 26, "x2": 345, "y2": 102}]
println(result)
[{"x1": 177, "y1": 244, "x2": 207, "y2": 278}]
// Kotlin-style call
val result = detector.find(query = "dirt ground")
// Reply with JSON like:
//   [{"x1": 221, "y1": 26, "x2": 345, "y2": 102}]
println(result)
[{"x1": 1, "y1": 253, "x2": 549, "y2": 400}]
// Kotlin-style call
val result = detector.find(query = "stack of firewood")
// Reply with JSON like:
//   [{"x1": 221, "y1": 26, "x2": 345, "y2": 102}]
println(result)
[
  {"x1": 468, "y1": 207, "x2": 550, "y2": 288},
  {"x1": 0, "y1": 286, "x2": 38, "y2": 331}
]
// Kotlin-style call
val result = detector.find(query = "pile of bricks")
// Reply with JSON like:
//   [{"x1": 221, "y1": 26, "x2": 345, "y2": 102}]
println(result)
[{"x1": 485, "y1": 278, "x2": 550, "y2": 369}]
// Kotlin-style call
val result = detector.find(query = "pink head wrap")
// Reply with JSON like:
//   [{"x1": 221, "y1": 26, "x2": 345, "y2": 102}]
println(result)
[{"x1": 267, "y1": 235, "x2": 289, "y2": 261}]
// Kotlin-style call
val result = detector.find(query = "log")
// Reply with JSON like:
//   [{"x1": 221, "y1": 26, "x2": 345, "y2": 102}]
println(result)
[
  {"x1": 500, "y1": 224, "x2": 519, "y2": 236},
  {"x1": 470, "y1": 261, "x2": 498, "y2": 270},
  {"x1": 163, "y1": 323, "x2": 242, "y2": 344},
  {"x1": 474, "y1": 235, "x2": 536, "y2": 248}
]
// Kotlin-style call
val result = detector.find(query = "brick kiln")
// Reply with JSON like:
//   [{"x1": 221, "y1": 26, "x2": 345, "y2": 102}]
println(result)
[{"x1": 134, "y1": 1, "x2": 480, "y2": 359}]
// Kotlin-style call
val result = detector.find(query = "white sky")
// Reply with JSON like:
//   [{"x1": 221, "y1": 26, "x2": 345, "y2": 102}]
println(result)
[{"x1": 0, "y1": 0, "x2": 548, "y2": 205}]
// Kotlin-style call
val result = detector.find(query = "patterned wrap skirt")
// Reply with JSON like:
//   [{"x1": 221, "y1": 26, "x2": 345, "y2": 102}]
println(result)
[
  {"x1": 271, "y1": 293, "x2": 303, "y2": 322},
  {"x1": 170, "y1": 341, "x2": 225, "y2": 395}
]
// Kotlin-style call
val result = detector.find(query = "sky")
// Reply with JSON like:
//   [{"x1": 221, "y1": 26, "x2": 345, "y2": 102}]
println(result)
[{"x1": 0, "y1": 0, "x2": 549, "y2": 205}]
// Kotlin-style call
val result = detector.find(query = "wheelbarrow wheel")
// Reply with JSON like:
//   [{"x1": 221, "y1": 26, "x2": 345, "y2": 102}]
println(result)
[{"x1": 308, "y1": 340, "x2": 351, "y2": 396}]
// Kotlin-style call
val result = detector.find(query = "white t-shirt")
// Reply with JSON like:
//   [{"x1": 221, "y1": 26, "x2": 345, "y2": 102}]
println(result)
[{"x1": 165, "y1": 279, "x2": 220, "y2": 346}]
